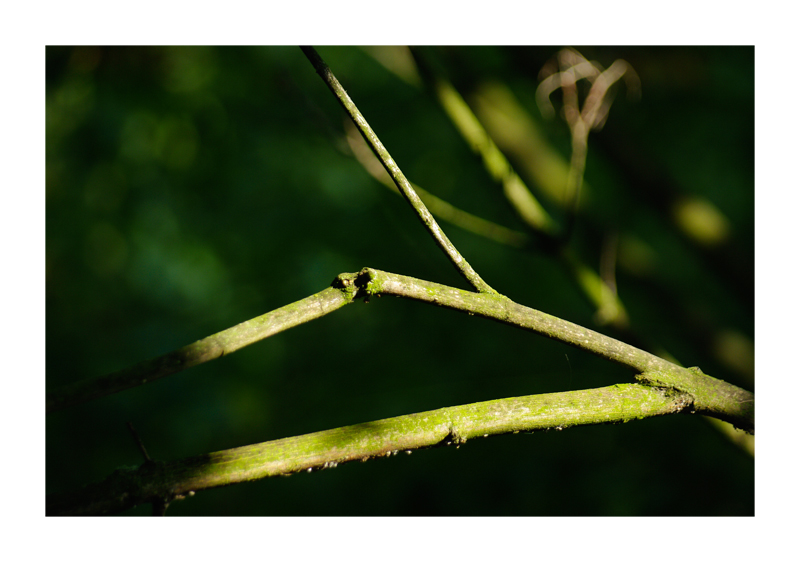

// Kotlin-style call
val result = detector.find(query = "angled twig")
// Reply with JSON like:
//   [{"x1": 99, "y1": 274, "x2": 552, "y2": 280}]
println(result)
[{"x1": 300, "y1": 46, "x2": 497, "y2": 295}]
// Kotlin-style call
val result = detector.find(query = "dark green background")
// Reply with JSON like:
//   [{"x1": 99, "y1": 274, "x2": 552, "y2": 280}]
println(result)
[{"x1": 46, "y1": 46, "x2": 754, "y2": 515}]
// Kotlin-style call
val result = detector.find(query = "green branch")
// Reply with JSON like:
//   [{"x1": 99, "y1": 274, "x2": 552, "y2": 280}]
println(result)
[
  {"x1": 47, "y1": 267, "x2": 753, "y2": 514},
  {"x1": 47, "y1": 268, "x2": 754, "y2": 434},
  {"x1": 46, "y1": 382, "x2": 692, "y2": 515},
  {"x1": 300, "y1": 46, "x2": 497, "y2": 295},
  {"x1": 354, "y1": 267, "x2": 753, "y2": 432},
  {"x1": 46, "y1": 281, "x2": 358, "y2": 414}
]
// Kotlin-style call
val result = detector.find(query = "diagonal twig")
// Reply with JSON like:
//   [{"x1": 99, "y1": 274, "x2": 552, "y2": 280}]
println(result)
[
  {"x1": 300, "y1": 46, "x2": 498, "y2": 295},
  {"x1": 46, "y1": 280, "x2": 357, "y2": 414}
]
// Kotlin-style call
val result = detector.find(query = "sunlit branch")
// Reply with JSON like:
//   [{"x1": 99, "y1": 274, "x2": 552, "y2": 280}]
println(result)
[
  {"x1": 47, "y1": 382, "x2": 697, "y2": 515},
  {"x1": 301, "y1": 46, "x2": 498, "y2": 295}
]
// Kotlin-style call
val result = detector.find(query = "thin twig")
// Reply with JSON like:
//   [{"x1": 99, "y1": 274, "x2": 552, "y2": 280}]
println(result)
[
  {"x1": 300, "y1": 46, "x2": 498, "y2": 295},
  {"x1": 536, "y1": 48, "x2": 639, "y2": 241},
  {"x1": 366, "y1": 48, "x2": 628, "y2": 328},
  {"x1": 126, "y1": 422, "x2": 152, "y2": 463}
]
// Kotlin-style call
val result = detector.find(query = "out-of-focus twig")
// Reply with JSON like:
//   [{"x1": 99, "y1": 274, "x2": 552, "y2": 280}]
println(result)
[{"x1": 537, "y1": 48, "x2": 640, "y2": 239}]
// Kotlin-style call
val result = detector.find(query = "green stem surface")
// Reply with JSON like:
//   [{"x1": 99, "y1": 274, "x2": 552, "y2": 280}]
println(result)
[
  {"x1": 355, "y1": 267, "x2": 754, "y2": 432},
  {"x1": 47, "y1": 382, "x2": 690, "y2": 515},
  {"x1": 48, "y1": 268, "x2": 755, "y2": 434},
  {"x1": 46, "y1": 285, "x2": 353, "y2": 414},
  {"x1": 301, "y1": 46, "x2": 497, "y2": 295}
]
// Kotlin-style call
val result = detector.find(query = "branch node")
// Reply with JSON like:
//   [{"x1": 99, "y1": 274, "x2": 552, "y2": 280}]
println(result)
[
  {"x1": 331, "y1": 271, "x2": 361, "y2": 300},
  {"x1": 440, "y1": 422, "x2": 467, "y2": 448}
]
